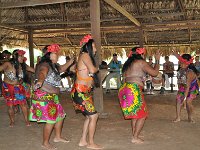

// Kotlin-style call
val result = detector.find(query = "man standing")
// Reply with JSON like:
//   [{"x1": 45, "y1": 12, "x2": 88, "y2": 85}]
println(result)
[
  {"x1": 106, "y1": 53, "x2": 122, "y2": 93},
  {"x1": 160, "y1": 56, "x2": 174, "y2": 94}
]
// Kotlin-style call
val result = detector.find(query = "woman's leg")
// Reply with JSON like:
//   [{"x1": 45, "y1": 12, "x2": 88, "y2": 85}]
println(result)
[
  {"x1": 131, "y1": 119, "x2": 137, "y2": 137},
  {"x1": 7, "y1": 105, "x2": 15, "y2": 127},
  {"x1": 132, "y1": 117, "x2": 146, "y2": 144},
  {"x1": 173, "y1": 101, "x2": 182, "y2": 122},
  {"x1": 186, "y1": 99, "x2": 195, "y2": 123},
  {"x1": 79, "y1": 116, "x2": 90, "y2": 146},
  {"x1": 87, "y1": 113, "x2": 103, "y2": 149},
  {"x1": 19, "y1": 103, "x2": 30, "y2": 126},
  {"x1": 53, "y1": 119, "x2": 69, "y2": 143},
  {"x1": 42, "y1": 123, "x2": 56, "y2": 149}
]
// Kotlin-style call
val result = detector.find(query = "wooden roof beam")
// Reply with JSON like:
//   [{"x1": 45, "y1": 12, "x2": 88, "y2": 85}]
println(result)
[
  {"x1": 0, "y1": 25, "x2": 28, "y2": 33},
  {"x1": 0, "y1": 0, "x2": 82, "y2": 8},
  {"x1": 104, "y1": 0, "x2": 141, "y2": 27}
]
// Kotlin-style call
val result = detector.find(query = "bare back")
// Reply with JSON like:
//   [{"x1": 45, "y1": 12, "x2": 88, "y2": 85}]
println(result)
[{"x1": 124, "y1": 60, "x2": 159, "y2": 87}]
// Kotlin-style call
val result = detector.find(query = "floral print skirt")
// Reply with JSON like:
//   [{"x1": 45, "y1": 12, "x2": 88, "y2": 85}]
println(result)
[
  {"x1": 118, "y1": 82, "x2": 148, "y2": 119},
  {"x1": 177, "y1": 80, "x2": 199, "y2": 104},
  {"x1": 71, "y1": 83, "x2": 97, "y2": 116},
  {"x1": 2, "y1": 82, "x2": 26, "y2": 106},
  {"x1": 29, "y1": 89, "x2": 65, "y2": 124}
]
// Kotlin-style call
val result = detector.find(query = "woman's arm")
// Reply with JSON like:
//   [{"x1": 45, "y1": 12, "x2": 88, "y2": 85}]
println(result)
[
  {"x1": 59, "y1": 58, "x2": 74, "y2": 73},
  {"x1": 0, "y1": 62, "x2": 9, "y2": 72},
  {"x1": 143, "y1": 50, "x2": 160, "y2": 77},
  {"x1": 34, "y1": 65, "x2": 48, "y2": 90},
  {"x1": 143, "y1": 61, "x2": 160, "y2": 77},
  {"x1": 26, "y1": 64, "x2": 35, "y2": 73}
]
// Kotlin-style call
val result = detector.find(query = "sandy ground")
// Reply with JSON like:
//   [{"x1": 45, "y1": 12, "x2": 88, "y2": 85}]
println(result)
[{"x1": 0, "y1": 90, "x2": 200, "y2": 150}]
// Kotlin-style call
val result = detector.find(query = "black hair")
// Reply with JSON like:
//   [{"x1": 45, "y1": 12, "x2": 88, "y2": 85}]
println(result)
[
  {"x1": 165, "y1": 56, "x2": 169, "y2": 60},
  {"x1": 122, "y1": 47, "x2": 144, "y2": 73},
  {"x1": 80, "y1": 39, "x2": 100, "y2": 87},
  {"x1": 38, "y1": 52, "x2": 60, "y2": 75},
  {"x1": 10, "y1": 49, "x2": 27, "y2": 82},
  {"x1": 2, "y1": 50, "x2": 11, "y2": 55},
  {"x1": 182, "y1": 54, "x2": 199, "y2": 75}
]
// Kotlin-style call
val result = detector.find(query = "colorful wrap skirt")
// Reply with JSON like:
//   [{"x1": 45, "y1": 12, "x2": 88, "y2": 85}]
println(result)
[
  {"x1": 118, "y1": 82, "x2": 148, "y2": 119},
  {"x1": 29, "y1": 89, "x2": 66, "y2": 124},
  {"x1": 71, "y1": 83, "x2": 97, "y2": 116},
  {"x1": 176, "y1": 80, "x2": 199, "y2": 104},
  {"x1": 2, "y1": 82, "x2": 26, "y2": 106}
]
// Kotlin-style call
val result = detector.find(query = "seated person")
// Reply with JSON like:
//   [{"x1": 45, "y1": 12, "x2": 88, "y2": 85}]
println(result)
[
  {"x1": 160, "y1": 56, "x2": 174, "y2": 94},
  {"x1": 145, "y1": 56, "x2": 155, "y2": 94},
  {"x1": 194, "y1": 55, "x2": 200, "y2": 73},
  {"x1": 105, "y1": 53, "x2": 122, "y2": 93}
]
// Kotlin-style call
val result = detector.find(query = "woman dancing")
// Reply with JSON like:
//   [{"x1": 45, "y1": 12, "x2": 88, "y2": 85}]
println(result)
[
  {"x1": 118, "y1": 47, "x2": 160, "y2": 144},
  {"x1": 174, "y1": 54, "x2": 199, "y2": 123},
  {"x1": 71, "y1": 35, "x2": 103, "y2": 149}
]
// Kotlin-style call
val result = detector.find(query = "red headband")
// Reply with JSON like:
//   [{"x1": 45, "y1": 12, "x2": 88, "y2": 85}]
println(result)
[
  {"x1": 17, "y1": 50, "x2": 26, "y2": 55},
  {"x1": 178, "y1": 56, "x2": 193, "y2": 65},
  {"x1": 80, "y1": 34, "x2": 92, "y2": 47},
  {"x1": 128, "y1": 48, "x2": 146, "y2": 58},
  {"x1": 47, "y1": 44, "x2": 60, "y2": 53}
]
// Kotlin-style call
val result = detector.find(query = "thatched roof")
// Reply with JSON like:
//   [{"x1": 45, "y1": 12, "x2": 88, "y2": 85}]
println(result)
[{"x1": 1, "y1": 0, "x2": 200, "y2": 58}]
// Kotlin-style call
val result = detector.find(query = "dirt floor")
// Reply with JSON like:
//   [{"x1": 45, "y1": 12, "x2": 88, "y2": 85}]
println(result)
[{"x1": 0, "y1": 90, "x2": 200, "y2": 150}]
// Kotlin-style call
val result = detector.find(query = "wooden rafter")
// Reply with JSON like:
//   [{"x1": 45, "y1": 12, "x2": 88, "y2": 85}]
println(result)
[
  {"x1": 2, "y1": 12, "x2": 183, "y2": 28},
  {"x1": 0, "y1": 25, "x2": 28, "y2": 33},
  {"x1": 0, "y1": 0, "x2": 82, "y2": 8},
  {"x1": 178, "y1": 0, "x2": 187, "y2": 19},
  {"x1": 104, "y1": 0, "x2": 141, "y2": 27}
]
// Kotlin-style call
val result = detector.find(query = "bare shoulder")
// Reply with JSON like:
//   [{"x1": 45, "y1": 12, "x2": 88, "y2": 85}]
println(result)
[
  {"x1": 3, "y1": 61, "x2": 12, "y2": 67},
  {"x1": 138, "y1": 59, "x2": 148, "y2": 66},
  {"x1": 80, "y1": 53, "x2": 90, "y2": 59}
]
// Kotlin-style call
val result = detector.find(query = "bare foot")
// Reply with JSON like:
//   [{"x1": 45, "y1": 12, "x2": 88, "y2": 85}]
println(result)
[
  {"x1": 42, "y1": 144, "x2": 57, "y2": 150},
  {"x1": 131, "y1": 138, "x2": 144, "y2": 144},
  {"x1": 87, "y1": 144, "x2": 103, "y2": 150},
  {"x1": 188, "y1": 118, "x2": 195, "y2": 123},
  {"x1": 172, "y1": 118, "x2": 181, "y2": 123},
  {"x1": 79, "y1": 138, "x2": 87, "y2": 147},
  {"x1": 79, "y1": 142, "x2": 87, "y2": 147},
  {"x1": 9, "y1": 122, "x2": 14, "y2": 127},
  {"x1": 26, "y1": 122, "x2": 31, "y2": 127},
  {"x1": 53, "y1": 137, "x2": 70, "y2": 143}
]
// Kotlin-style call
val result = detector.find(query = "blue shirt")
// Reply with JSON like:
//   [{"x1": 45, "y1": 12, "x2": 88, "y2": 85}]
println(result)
[{"x1": 108, "y1": 61, "x2": 122, "y2": 73}]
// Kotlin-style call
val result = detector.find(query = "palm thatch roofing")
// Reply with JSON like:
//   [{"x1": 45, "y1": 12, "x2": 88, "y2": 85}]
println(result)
[{"x1": 1, "y1": 0, "x2": 200, "y2": 58}]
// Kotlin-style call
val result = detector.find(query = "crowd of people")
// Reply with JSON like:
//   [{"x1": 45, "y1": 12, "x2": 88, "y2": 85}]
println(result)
[{"x1": 0, "y1": 34, "x2": 199, "y2": 149}]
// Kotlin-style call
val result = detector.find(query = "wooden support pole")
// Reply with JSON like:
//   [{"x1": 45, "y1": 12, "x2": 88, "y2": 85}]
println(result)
[
  {"x1": 28, "y1": 29, "x2": 34, "y2": 67},
  {"x1": 90, "y1": 0, "x2": 104, "y2": 113}
]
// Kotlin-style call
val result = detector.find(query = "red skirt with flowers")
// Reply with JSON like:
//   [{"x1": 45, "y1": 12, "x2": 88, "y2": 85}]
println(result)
[
  {"x1": 29, "y1": 89, "x2": 66, "y2": 124},
  {"x1": 2, "y1": 82, "x2": 26, "y2": 106},
  {"x1": 71, "y1": 83, "x2": 97, "y2": 116}
]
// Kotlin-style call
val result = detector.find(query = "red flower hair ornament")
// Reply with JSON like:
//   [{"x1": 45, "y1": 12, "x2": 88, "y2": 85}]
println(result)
[
  {"x1": 47, "y1": 44, "x2": 60, "y2": 53},
  {"x1": 23, "y1": 57, "x2": 27, "y2": 62},
  {"x1": 80, "y1": 34, "x2": 92, "y2": 47},
  {"x1": 178, "y1": 56, "x2": 194, "y2": 65},
  {"x1": 128, "y1": 48, "x2": 146, "y2": 58},
  {"x1": 17, "y1": 50, "x2": 26, "y2": 55}
]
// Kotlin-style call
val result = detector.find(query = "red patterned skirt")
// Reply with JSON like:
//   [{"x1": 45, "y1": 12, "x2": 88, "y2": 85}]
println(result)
[{"x1": 2, "y1": 82, "x2": 26, "y2": 106}]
